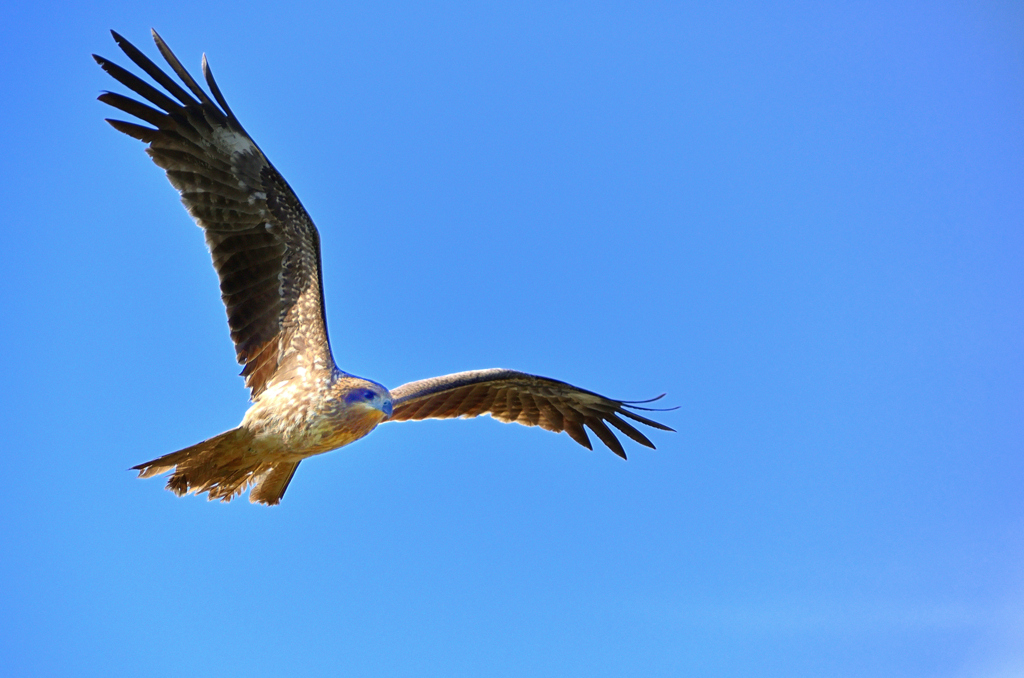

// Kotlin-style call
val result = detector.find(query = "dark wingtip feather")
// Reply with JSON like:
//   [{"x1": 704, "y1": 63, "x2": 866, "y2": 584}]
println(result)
[
  {"x1": 107, "y1": 28, "x2": 201, "y2": 110},
  {"x1": 104, "y1": 118, "x2": 159, "y2": 142},
  {"x1": 93, "y1": 52, "x2": 181, "y2": 113},
  {"x1": 202, "y1": 53, "x2": 243, "y2": 129},
  {"x1": 627, "y1": 404, "x2": 681, "y2": 413},
  {"x1": 585, "y1": 418, "x2": 627, "y2": 460},
  {"x1": 150, "y1": 28, "x2": 215, "y2": 108},
  {"x1": 98, "y1": 91, "x2": 166, "y2": 127},
  {"x1": 563, "y1": 419, "x2": 593, "y2": 450},
  {"x1": 606, "y1": 413, "x2": 656, "y2": 449},
  {"x1": 620, "y1": 408, "x2": 676, "y2": 432},
  {"x1": 93, "y1": 53, "x2": 112, "y2": 71},
  {"x1": 616, "y1": 393, "x2": 679, "y2": 413},
  {"x1": 621, "y1": 393, "x2": 668, "y2": 405}
]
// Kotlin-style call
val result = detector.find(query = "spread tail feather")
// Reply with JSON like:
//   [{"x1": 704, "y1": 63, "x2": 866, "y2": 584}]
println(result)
[{"x1": 132, "y1": 428, "x2": 300, "y2": 505}]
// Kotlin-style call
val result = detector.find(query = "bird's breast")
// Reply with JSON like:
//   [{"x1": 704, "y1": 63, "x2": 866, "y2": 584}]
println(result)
[{"x1": 240, "y1": 376, "x2": 384, "y2": 457}]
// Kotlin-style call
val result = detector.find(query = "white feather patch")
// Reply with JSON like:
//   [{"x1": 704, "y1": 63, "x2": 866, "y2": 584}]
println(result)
[{"x1": 212, "y1": 127, "x2": 257, "y2": 156}]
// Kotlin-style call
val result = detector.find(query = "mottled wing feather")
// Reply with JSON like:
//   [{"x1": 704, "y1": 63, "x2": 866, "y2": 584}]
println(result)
[
  {"x1": 387, "y1": 369, "x2": 674, "y2": 459},
  {"x1": 95, "y1": 30, "x2": 333, "y2": 397}
]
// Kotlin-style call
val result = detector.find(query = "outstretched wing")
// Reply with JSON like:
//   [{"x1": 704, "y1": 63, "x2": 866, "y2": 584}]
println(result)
[
  {"x1": 387, "y1": 369, "x2": 674, "y2": 459},
  {"x1": 94, "y1": 30, "x2": 333, "y2": 398}
]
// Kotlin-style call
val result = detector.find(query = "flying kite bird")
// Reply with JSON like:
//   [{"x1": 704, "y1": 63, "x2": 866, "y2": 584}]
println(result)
[{"x1": 94, "y1": 30, "x2": 674, "y2": 505}]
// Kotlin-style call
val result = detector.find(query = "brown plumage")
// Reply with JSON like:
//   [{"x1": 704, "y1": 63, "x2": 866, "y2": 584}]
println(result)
[
  {"x1": 390, "y1": 370, "x2": 672, "y2": 461},
  {"x1": 97, "y1": 30, "x2": 674, "y2": 506}
]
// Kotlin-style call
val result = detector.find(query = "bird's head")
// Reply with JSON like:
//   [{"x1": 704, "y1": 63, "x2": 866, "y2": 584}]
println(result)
[{"x1": 342, "y1": 380, "x2": 394, "y2": 421}]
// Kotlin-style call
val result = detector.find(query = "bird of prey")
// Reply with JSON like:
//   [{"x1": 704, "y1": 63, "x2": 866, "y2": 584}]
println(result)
[{"x1": 94, "y1": 30, "x2": 674, "y2": 505}]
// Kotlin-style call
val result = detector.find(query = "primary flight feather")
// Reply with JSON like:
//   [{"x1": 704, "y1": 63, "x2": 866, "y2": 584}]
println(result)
[{"x1": 95, "y1": 29, "x2": 674, "y2": 505}]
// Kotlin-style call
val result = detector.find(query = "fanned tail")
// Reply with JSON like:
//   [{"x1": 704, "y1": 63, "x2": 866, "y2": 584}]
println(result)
[{"x1": 132, "y1": 428, "x2": 300, "y2": 505}]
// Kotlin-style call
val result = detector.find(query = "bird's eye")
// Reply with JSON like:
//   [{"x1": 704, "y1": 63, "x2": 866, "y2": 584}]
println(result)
[{"x1": 364, "y1": 389, "x2": 376, "y2": 400}]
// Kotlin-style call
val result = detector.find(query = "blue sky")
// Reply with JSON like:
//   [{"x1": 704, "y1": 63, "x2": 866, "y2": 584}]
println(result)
[{"x1": 1, "y1": 2, "x2": 1022, "y2": 676}]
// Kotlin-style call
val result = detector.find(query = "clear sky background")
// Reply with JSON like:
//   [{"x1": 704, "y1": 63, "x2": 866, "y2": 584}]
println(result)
[{"x1": 1, "y1": 2, "x2": 1022, "y2": 677}]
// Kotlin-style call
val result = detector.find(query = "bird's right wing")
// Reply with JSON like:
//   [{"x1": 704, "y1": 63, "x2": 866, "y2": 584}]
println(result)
[
  {"x1": 95, "y1": 30, "x2": 334, "y2": 398},
  {"x1": 387, "y1": 369, "x2": 675, "y2": 458}
]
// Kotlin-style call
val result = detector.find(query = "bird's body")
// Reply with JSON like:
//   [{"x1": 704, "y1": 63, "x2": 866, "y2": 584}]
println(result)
[
  {"x1": 141, "y1": 368, "x2": 391, "y2": 503},
  {"x1": 240, "y1": 371, "x2": 390, "y2": 457},
  {"x1": 96, "y1": 30, "x2": 673, "y2": 505}
]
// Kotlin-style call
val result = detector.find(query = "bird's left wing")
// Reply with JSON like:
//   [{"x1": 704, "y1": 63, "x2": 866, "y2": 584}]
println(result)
[
  {"x1": 94, "y1": 30, "x2": 334, "y2": 398},
  {"x1": 387, "y1": 369, "x2": 674, "y2": 459}
]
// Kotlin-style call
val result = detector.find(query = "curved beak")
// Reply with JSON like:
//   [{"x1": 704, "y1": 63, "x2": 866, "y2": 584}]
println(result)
[{"x1": 380, "y1": 399, "x2": 394, "y2": 420}]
